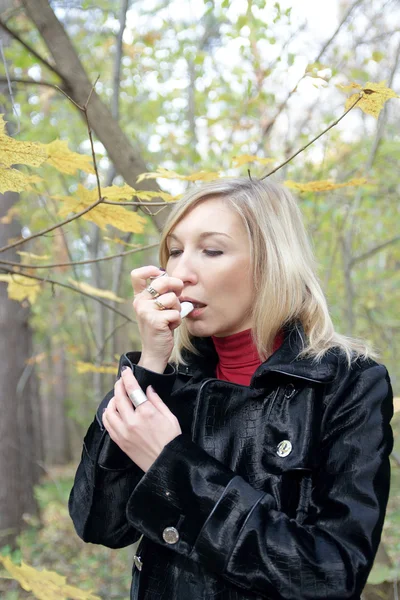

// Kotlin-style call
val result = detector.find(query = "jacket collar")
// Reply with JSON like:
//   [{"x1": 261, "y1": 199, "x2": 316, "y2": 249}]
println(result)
[{"x1": 179, "y1": 321, "x2": 339, "y2": 385}]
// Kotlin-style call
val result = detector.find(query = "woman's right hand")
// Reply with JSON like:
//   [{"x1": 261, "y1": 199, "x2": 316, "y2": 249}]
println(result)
[{"x1": 131, "y1": 266, "x2": 184, "y2": 373}]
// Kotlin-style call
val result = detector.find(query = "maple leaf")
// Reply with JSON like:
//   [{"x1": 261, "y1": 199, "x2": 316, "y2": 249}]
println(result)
[
  {"x1": 0, "y1": 166, "x2": 31, "y2": 193},
  {"x1": 0, "y1": 205, "x2": 21, "y2": 224},
  {"x1": 0, "y1": 115, "x2": 47, "y2": 168},
  {"x1": 75, "y1": 361, "x2": 118, "y2": 375},
  {"x1": 42, "y1": 139, "x2": 95, "y2": 175},
  {"x1": 338, "y1": 81, "x2": 399, "y2": 118},
  {"x1": 17, "y1": 251, "x2": 51, "y2": 260},
  {"x1": 285, "y1": 178, "x2": 369, "y2": 193},
  {"x1": 68, "y1": 278, "x2": 125, "y2": 302},
  {"x1": 0, "y1": 556, "x2": 101, "y2": 600},
  {"x1": 103, "y1": 236, "x2": 143, "y2": 248},
  {"x1": 232, "y1": 155, "x2": 274, "y2": 167},
  {"x1": 137, "y1": 167, "x2": 220, "y2": 182},
  {"x1": 0, "y1": 274, "x2": 41, "y2": 304},
  {"x1": 55, "y1": 185, "x2": 146, "y2": 233}
]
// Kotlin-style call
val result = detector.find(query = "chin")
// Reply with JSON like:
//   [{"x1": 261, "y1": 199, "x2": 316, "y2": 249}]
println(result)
[{"x1": 186, "y1": 321, "x2": 219, "y2": 338}]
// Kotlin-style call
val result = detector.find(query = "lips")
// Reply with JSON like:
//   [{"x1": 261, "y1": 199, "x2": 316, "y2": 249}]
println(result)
[{"x1": 180, "y1": 297, "x2": 207, "y2": 308}]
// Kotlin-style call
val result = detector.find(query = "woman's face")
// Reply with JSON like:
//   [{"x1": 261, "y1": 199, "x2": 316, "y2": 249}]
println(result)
[{"x1": 166, "y1": 197, "x2": 255, "y2": 338}]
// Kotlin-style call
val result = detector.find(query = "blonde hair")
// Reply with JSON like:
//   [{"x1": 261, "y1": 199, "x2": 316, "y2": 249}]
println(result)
[{"x1": 159, "y1": 177, "x2": 377, "y2": 367}]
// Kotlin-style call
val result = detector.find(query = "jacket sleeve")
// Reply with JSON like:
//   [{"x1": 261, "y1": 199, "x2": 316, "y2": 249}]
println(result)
[
  {"x1": 68, "y1": 351, "x2": 177, "y2": 549},
  {"x1": 124, "y1": 363, "x2": 393, "y2": 599}
]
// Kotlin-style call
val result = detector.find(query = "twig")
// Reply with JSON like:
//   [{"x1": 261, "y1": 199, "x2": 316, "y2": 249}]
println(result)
[
  {"x1": 54, "y1": 84, "x2": 82, "y2": 110},
  {"x1": 0, "y1": 19, "x2": 62, "y2": 79},
  {"x1": 349, "y1": 236, "x2": 400, "y2": 267},
  {"x1": 0, "y1": 39, "x2": 20, "y2": 133},
  {"x1": 0, "y1": 79, "x2": 104, "y2": 255},
  {"x1": 93, "y1": 318, "x2": 131, "y2": 362},
  {"x1": 0, "y1": 76, "x2": 63, "y2": 90},
  {"x1": 0, "y1": 266, "x2": 135, "y2": 323},
  {"x1": 103, "y1": 200, "x2": 177, "y2": 206},
  {"x1": 0, "y1": 194, "x2": 104, "y2": 254},
  {"x1": 260, "y1": 95, "x2": 363, "y2": 180},
  {"x1": 0, "y1": 242, "x2": 159, "y2": 270}
]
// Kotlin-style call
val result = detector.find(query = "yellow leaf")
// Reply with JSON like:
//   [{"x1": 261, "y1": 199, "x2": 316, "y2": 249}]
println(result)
[
  {"x1": 98, "y1": 184, "x2": 178, "y2": 203},
  {"x1": 0, "y1": 274, "x2": 41, "y2": 304},
  {"x1": 137, "y1": 167, "x2": 220, "y2": 183},
  {"x1": 17, "y1": 251, "x2": 51, "y2": 260},
  {"x1": 0, "y1": 205, "x2": 21, "y2": 224},
  {"x1": 232, "y1": 155, "x2": 274, "y2": 167},
  {"x1": 336, "y1": 82, "x2": 363, "y2": 94},
  {"x1": 42, "y1": 139, "x2": 95, "y2": 175},
  {"x1": 75, "y1": 361, "x2": 118, "y2": 374},
  {"x1": 55, "y1": 185, "x2": 147, "y2": 233},
  {"x1": 339, "y1": 81, "x2": 399, "y2": 118},
  {"x1": 101, "y1": 183, "x2": 137, "y2": 201},
  {"x1": 25, "y1": 174, "x2": 44, "y2": 186},
  {"x1": 0, "y1": 166, "x2": 32, "y2": 193},
  {"x1": 285, "y1": 178, "x2": 369, "y2": 193},
  {"x1": 26, "y1": 351, "x2": 47, "y2": 365},
  {"x1": 68, "y1": 278, "x2": 125, "y2": 303},
  {"x1": 103, "y1": 236, "x2": 143, "y2": 248},
  {"x1": 0, "y1": 115, "x2": 47, "y2": 168},
  {"x1": 0, "y1": 556, "x2": 101, "y2": 600},
  {"x1": 305, "y1": 62, "x2": 330, "y2": 77},
  {"x1": 371, "y1": 51, "x2": 384, "y2": 62},
  {"x1": 130, "y1": 189, "x2": 180, "y2": 202}
]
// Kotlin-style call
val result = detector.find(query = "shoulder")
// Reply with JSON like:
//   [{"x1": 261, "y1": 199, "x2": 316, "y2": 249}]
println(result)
[{"x1": 320, "y1": 350, "x2": 393, "y2": 434}]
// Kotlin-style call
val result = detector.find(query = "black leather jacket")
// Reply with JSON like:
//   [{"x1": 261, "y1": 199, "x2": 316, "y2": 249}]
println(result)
[{"x1": 69, "y1": 322, "x2": 393, "y2": 600}]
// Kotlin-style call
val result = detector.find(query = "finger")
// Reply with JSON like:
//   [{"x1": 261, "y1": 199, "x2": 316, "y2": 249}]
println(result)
[
  {"x1": 145, "y1": 385, "x2": 172, "y2": 417},
  {"x1": 114, "y1": 378, "x2": 137, "y2": 421},
  {"x1": 102, "y1": 404, "x2": 122, "y2": 439},
  {"x1": 151, "y1": 292, "x2": 181, "y2": 312},
  {"x1": 120, "y1": 367, "x2": 156, "y2": 413},
  {"x1": 130, "y1": 266, "x2": 164, "y2": 296},
  {"x1": 143, "y1": 277, "x2": 184, "y2": 301}
]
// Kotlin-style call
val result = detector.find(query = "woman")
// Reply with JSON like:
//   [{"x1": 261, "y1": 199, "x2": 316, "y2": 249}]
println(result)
[{"x1": 69, "y1": 177, "x2": 393, "y2": 600}]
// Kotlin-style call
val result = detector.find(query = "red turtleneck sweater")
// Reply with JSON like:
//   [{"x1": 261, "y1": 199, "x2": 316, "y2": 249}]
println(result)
[{"x1": 211, "y1": 328, "x2": 284, "y2": 386}]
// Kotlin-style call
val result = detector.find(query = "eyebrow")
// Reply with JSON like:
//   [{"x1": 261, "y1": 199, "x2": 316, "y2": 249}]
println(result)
[{"x1": 167, "y1": 231, "x2": 232, "y2": 241}]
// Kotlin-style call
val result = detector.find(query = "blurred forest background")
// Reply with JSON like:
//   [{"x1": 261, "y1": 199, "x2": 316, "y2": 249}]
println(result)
[{"x1": 0, "y1": 0, "x2": 399, "y2": 598}]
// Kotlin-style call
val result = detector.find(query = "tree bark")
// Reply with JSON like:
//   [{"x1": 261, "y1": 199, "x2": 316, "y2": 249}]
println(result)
[
  {"x1": 20, "y1": 0, "x2": 171, "y2": 231},
  {"x1": 0, "y1": 192, "x2": 41, "y2": 548},
  {"x1": 0, "y1": 0, "x2": 42, "y2": 548}
]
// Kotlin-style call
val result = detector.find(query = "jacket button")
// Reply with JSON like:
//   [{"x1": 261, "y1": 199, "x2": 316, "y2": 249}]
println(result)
[
  {"x1": 163, "y1": 526, "x2": 180, "y2": 544},
  {"x1": 277, "y1": 440, "x2": 292, "y2": 457},
  {"x1": 284, "y1": 383, "x2": 296, "y2": 398},
  {"x1": 133, "y1": 555, "x2": 143, "y2": 571}
]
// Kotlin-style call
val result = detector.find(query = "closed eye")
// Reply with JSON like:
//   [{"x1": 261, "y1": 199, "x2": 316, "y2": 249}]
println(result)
[{"x1": 168, "y1": 249, "x2": 223, "y2": 257}]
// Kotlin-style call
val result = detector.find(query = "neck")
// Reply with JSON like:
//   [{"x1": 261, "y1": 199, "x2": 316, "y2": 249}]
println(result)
[{"x1": 211, "y1": 328, "x2": 261, "y2": 385}]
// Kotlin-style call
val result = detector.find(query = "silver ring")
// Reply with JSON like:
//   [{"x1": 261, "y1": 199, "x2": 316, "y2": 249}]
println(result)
[
  {"x1": 154, "y1": 298, "x2": 167, "y2": 310},
  {"x1": 128, "y1": 388, "x2": 149, "y2": 408},
  {"x1": 146, "y1": 285, "x2": 160, "y2": 298}
]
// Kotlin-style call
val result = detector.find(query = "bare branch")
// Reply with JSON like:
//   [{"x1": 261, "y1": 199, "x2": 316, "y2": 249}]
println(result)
[
  {"x1": 0, "y1": 76, "x2": 63, "y2": 89},
  {"x1": 261, "y1": 0, "x2": 365, "y2": 139},
  {"x1": 0, "y1": 19, "x2": 62, "y2": 79},
  {"x1": 103, "y1": 200, "x2": 176, "y2": 206},
  {"x1": 0, "y1": 242, "x2": 159, "y2": 269},
  {"x1": 0, "y1": 194, "x2": 104, "y2": 254},
  {"x1": 260, "y1": 95, "x2": 362, "y2": 180},
  {"x1": 0, "y1": 266, "x2": 135, "y2": 324},
  {"x1": 350, "y1": 236, "x2": 400, "y2": 267}
]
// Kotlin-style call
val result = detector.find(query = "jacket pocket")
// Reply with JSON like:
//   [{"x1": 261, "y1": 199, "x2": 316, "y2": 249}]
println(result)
[{"x1": 278, "y1": 468, "x2": 312, "y2": 523}]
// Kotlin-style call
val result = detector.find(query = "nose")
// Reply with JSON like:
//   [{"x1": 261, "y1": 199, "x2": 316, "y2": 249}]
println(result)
[{"x1": 168, "y1": 252, "x2": 198, "y2": 285}]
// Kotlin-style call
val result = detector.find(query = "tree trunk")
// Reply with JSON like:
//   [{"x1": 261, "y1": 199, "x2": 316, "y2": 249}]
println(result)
[
  {"x1": 20, "y1": 0, "x2": 172, "y2": 232},
  {"x1": 0, "y1": 192, "x2": 41, "y2": 548},
  {"x1": 0, "y1": 0, "x2": 42, "y2": 548}
]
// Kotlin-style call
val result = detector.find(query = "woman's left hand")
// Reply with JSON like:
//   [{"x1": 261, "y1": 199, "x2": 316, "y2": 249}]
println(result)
[{"x1": 102, "y1": 366, "x2": 182, "y2": 472}]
